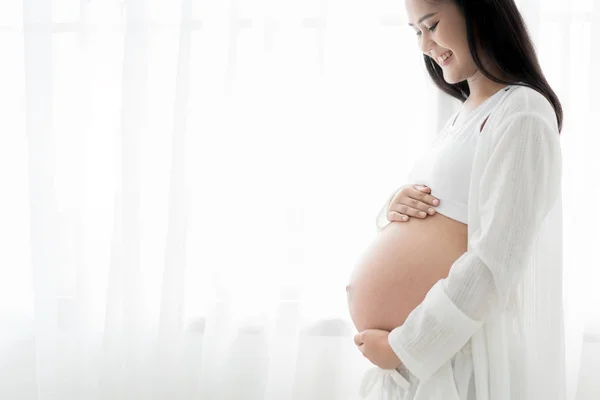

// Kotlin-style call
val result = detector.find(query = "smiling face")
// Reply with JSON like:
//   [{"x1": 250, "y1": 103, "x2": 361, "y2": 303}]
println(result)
[{"x1": 405, "y1": 0, "x2": 479, "y2": 85}]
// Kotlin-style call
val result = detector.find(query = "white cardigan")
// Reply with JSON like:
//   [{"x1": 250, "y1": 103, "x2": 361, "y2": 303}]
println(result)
[{"x1": 375, "y1": 85, "x2": 565, "y2": 400}]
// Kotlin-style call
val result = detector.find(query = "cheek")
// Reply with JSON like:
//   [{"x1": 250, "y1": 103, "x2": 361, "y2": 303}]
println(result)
[
  {"x1": 441, "y1": 36, "x2": 470, "y2": 67},
  {"x1": 437, "y1": 28, "x2": 459, "y2": 52},
  {"x1": 445, "y1": 29, "x2": 471, "y2": 62}
]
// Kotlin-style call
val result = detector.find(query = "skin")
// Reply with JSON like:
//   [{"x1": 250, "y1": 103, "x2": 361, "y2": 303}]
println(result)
[
  {"x1": 406, "y1": 0, "x2": 511, "y2": 116},
  {"x1": 355, "y1": 0, "x2": 512, "y2": 370}
]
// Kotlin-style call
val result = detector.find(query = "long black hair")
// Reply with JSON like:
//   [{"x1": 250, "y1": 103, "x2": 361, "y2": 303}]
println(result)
[{"x1": 424, "y1": 0, "x2": 563, "y2": 133}]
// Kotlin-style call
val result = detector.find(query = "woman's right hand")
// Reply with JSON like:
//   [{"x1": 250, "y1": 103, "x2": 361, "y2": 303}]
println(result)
[{"x1": 386, "y1": 184, "x2": 440, "y2": 222}]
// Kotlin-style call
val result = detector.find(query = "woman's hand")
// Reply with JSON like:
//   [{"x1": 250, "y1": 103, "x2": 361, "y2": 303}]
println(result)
[
  {"x1": 387, "y1": 184, "x2": 440, "y2": 222},
  {"x1": 354, "y1": 329, "x2": 402, "y2": 370}
]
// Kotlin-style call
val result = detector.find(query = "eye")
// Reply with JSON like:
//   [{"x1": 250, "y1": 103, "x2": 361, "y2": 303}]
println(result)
[
  {"x1": 415, "y1": 22, "x2": 438, "y2": 37},
  {"x1": 428, "y1": 22, "x2": 439, "y2": 32}
]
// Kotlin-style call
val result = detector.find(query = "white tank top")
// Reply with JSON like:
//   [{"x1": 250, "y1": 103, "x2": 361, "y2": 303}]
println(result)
[{"x1": 406, "y1": 85, "x2": 518, "y2": 224}]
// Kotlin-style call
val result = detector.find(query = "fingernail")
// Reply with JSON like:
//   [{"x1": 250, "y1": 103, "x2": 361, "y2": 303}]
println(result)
[
  {"x1": 419, "y1": 211, "x2": 426, "y2": 217},
  {"x1": 432, "y1": 199, "x2": 439, "y2": 206},
  {"x1": 402, "y1": 216, "x2": 408, "y2": 221},
  {"x1": 428, "y1": 208, "x2": 435, "y2": 215}
]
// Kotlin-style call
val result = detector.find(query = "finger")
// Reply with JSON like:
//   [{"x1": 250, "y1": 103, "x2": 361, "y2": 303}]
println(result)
[
  {"x1": 404, "y1": 198, "x2": 436, "y2": 217},
  {"x1": 354, "y1": 333, "x2": 364, "y2": 346},
  {"x1": 412, "y1": 184, "x2": 431, "y2": 193},
  {"x1": 357, "y1": 344, "x2": 366, "y2": 356},
  {"x1": 390, "y1": 204, "x2": 427, "y2": 219},
  {"x1": 409, "y1": 188, "x2": 440, "y2": 208},
  {"x1": 387, "y1": 210, "x2": 410, "y2": 222}
]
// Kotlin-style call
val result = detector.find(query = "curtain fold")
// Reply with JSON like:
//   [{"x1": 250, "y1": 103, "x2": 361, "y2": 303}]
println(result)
[{"x1": 0, "y1": 0, "x2": 598, "y2": 398}]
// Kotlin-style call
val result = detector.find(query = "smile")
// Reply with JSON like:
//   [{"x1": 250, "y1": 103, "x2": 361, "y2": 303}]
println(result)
[{"x1": 437, "y1": 51, "x2": 453, "y2": 66}]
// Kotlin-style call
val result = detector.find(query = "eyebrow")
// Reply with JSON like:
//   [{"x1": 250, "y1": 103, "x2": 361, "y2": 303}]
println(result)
[{"x1": 407, "y1": 12, "x2": 438, "y2": 26}]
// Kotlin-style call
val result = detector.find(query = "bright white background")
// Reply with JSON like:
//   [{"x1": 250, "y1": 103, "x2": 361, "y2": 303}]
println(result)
[{"x1": 0, "y1": 0, "x2": 598, "y2": 399}]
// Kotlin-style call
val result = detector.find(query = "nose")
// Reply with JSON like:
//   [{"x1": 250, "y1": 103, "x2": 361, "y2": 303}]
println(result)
[{"x1": 419, "y1": 34, "x2": 435, "y2": 56}]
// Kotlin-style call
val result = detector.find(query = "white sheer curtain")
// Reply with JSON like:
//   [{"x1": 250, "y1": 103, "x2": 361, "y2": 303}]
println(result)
[{"x1": 0, "y1": 0, "x2": 598, "y2": 399}]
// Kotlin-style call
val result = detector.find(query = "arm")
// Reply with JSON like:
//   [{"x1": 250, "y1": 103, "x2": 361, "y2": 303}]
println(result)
[{"x1": 387, "y1": 112, "x2": 562, "y2": 381}]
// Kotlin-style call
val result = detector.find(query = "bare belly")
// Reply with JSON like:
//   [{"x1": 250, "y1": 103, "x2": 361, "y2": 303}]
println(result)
[{"x1": 347, "y1": 213, "x2": 468, "y2": 332}]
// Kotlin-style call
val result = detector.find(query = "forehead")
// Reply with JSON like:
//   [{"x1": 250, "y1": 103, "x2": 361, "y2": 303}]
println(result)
[{"x1": 405, "y1": 0, "x2": 440, "y2": 24}]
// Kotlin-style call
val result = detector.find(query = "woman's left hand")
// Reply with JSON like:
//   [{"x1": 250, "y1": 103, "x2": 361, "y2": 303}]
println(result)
[{"x1": 354, "y1": 329, "x2": 403, "y2": 370}]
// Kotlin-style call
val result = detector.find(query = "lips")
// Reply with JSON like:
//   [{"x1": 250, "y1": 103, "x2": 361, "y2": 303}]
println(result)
[{"x1": 436, "y1": 51, "x2": 453, "y2": 66}]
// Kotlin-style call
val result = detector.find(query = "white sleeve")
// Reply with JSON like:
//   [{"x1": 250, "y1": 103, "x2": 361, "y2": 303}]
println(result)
[{"x1": 388, "y1": 112, "x2": 562, "y2": 382}]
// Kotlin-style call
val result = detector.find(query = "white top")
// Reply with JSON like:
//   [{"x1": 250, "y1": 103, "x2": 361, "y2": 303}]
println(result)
[
  {"x1": 374, "y1": 84, "x2": 565, "y2": 400},
  {"x1": 406, "y1": 85, "x2": 514, "y2": 224}
]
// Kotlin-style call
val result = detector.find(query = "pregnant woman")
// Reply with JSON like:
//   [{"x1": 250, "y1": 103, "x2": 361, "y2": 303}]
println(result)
[{"x1": 347, "y1": 1, "x2": 565, "y2": 399}]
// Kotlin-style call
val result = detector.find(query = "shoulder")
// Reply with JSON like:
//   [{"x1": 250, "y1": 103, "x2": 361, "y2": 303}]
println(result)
[
  {"x1": 485, "y1": 85, "x2": 559, "y2": 145},
  {"x1": 494, "y1": 85, "x2": 557, "y2": 130}
]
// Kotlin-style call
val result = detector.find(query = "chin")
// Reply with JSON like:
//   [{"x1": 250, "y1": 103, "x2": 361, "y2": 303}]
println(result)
[
  {"x1": 443, "y1": 75, "x2": 461, "y2": 85},
  {"x1": 442, "y1": 70, "x2": 466, "y2": 85}
]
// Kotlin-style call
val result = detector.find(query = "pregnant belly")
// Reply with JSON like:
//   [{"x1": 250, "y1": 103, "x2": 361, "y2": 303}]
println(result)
[{"x1": 347, "y1": 213, "x2": 468, "y2": 332}]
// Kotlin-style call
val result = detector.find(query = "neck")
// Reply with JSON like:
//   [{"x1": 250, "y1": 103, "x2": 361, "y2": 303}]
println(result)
[
  {"x1": 464, "y1": 56, "x2": 513, "y2": 102},
  {"x1": 465, "y1": 71, "x2": 509, "y2": 102}
]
